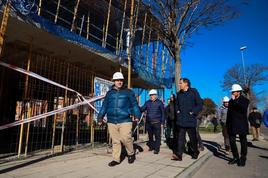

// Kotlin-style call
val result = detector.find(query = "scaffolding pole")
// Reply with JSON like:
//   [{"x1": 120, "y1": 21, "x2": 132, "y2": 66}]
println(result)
[
  {"x1": 133, "y1": 0, "x2": 141, "y2": 33},
  {"x1": 38, "y1": 0, "x2": 42, "y2": 16},
  {"x1": 140, "y1": 12, "x2": 147, "y2": 62},
  {"x1": 90, "y1": 74, "x2": 95, "y2": 147},
  {"x1": 0, "y1": 1, "x2": 11, "y2": 57},
  {"x1": 76, "y1": 114, "x2": 79, "y2": 147},
  {"x1": 24, "y1": 44, "x2": 33, "y2": 157},
  {"x1": 103, "y1": 0, "x2": 112, "y2": 48},
  {"x1": 102, "y1": 19, "x2": 106, "y2": 47},
  {"x1": 71, "y1": 0, "x2": 81, "y2": 32},
  {"x1": 54, "y1": 0, "x2": 61, "y2": 23},
  {"x1": 119, "y1": 0, "x2": 128, "y2": 53},
  {"x1": 127, "y1": 0, "x2": 135, "y2": 89},
  {"x1": 86, "y1": 12, "x2": 90, "y2": 40},
  {"x1": 18, "y1": 44, "x2": 32, "y2": 158},
  {"x1": 116, "y1": 33, "x2": 119, "y2": 55},
  {"x1": 60, "y1": 63, "x2": 70, "y2": 152}
]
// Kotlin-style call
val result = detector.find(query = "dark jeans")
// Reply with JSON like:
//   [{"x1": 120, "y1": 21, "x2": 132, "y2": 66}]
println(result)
[
  {"x1": 146, "y1": 122, "x2": 161, "y2": 151},
  {"x1": 229, "y1": 134, "x2": 247, "y2": 160},
  {"x1": 177, "y1": 126, "x2": 198, "y2": 156},
  {"x1": 165, "y1": 121, "x2": 178, "y2": 153},
  {"x1": 165, "y1": 121, "x2": 175, "y2": 139},
  {"x1": 196, "y1": 119, "x2": 204, "y2": 148}
]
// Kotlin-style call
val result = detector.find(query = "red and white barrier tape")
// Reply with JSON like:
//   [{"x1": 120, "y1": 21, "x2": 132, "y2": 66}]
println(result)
[
  {"x1": 0, "y1": 61, "x2": 106, "y2": 130},
  {"x1": 0, "y1": 61, "x2": 79, "y2": 95},
  {"x1": 0, "y1": 61, "x2": 101, "y2": 113},
  {"x1": 0, "y1": 95, "x2": 104, "y2": 131}
]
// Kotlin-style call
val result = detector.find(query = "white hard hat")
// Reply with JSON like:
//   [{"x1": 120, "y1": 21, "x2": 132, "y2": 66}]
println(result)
[
  {"x1": 223, "y1": 96, "x2": 229, "y2": 102},
  {"x1": 112, "y1": 72, "x2": 124, "y2": 80},
  {"x1": 149, "y1": 89, "x2": 157, "y2": 95},
  {"x1": 230, "y1": 84, "x2": 243, "y2": 92}
]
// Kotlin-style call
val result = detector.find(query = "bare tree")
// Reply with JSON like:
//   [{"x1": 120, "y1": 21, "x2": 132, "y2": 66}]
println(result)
[
  {"x1": 221, "y1": 64, "x2": 268, "y2": 109},
  {"x1": 148, "y1": 0, "x2": 238, "y2": 92},
  {"x1": 199, "y1": 98, "x2": 217, "y2": 118}
]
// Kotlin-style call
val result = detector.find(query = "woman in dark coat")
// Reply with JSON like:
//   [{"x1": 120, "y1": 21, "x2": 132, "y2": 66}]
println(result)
[
  {"x1": 165, "y1": 94, "x2": 177, "y2": 154},
  {"x1": 226, "y1": 84, "x2": 249, "y2": 167}
]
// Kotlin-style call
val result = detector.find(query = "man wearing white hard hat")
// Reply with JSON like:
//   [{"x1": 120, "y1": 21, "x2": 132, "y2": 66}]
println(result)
[
  {"x1": 141, "y1": 89, "x2": 165, "y2": 154},
  {"x1": 97, "y1": 72, "x2": 141, "y2": 167},
  {"x1": 226, "y1": 84, "x2": 249, "y2": 167},
  {"x1": 218, "y1": 96, "x2": 230, "y2": 154}
]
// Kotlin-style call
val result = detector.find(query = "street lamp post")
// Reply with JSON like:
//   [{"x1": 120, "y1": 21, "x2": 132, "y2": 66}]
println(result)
[{"x1": 240, "y1": 46, "x2": 247, "y2": 85}]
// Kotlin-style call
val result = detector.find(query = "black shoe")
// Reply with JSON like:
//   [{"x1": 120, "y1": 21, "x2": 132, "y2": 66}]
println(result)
[
  {"x1": 191, "y1": 151, "x2": 200, "y2": 159},
  {"x1": 238, "y1": 161, "x2": 246, "y2": 167},
  {"x1": 198, "y1": 146, "x2": 205, "y2": 151},
  {"x1": 128, "y1": 154, "x2": 136, "y2": 164},
  {"x1": 228, "y1": 158, "x2": 239, "y2": 165},
  {"x1": 148, "y1": 148, "x2": 154, "y2": 151},
  {"x1": 108, "y1": 161, "x2": 120, "y2": 167},
  {"x1": 171, "y1": 154, "x2": 182, "y2": 161},
  {"x1": 238, "y1": 158, "x2": 246, "y2": 167},
  {"x1": 154, "y1": 150, "x2": 159, "y2": 154}
]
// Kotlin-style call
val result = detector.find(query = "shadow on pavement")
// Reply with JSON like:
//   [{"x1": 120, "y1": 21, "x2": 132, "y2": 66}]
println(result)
[
  {"x1": 259, "y1": 155, "x2": 268, "y2": 159},
  {"x1": 0, "y1": 155, "x2": 53, "y2": 174},
  {"x1": 247, "y1": 142, "x2": 268, "y2": 151},
  {"x1": 0, "y1": 149, "x2": 74, "y2": 174},
  {"x1": 202, "y1": 140, "x2": 231, "y2": 161}
]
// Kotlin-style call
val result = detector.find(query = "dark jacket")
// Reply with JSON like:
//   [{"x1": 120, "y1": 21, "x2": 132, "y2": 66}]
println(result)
[
  {"x1": 141, "y1": 99, "x2": 165, "y2": 124},
  {"x1": 248, "y1": 111, "x2": 262, "y2": 128},
  {"x1": 97, "y1": 86, "x2": 141, "y2": 124},
  {"x1": 226, "y1": 95, "x2": 250, "y2": 135},
  {"x1": 165, "y1": 102, "x2": 176, "y2": 125},
  {"x1": 176, "y1": 88, "x2": 203, "y2": 127}
]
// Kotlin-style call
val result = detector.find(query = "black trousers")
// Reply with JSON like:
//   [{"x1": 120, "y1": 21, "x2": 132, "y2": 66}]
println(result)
[
  {"x1": 146, "y1": 122, "x2": 161, "y2": 151},
  {"x1": 196, "y1": 119, "x2": 204, "y2": 147},
  {"x1": 229, "y1": 134, "x2": 247, "y2": 160},
  {"x1": 177, "y1": 126, "x2": 198, "y2": 156}
]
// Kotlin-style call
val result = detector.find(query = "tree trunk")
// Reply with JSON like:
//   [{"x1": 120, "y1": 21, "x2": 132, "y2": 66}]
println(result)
[{"x1": 174, "y1": 46, "x2": 181, "y2": 93}]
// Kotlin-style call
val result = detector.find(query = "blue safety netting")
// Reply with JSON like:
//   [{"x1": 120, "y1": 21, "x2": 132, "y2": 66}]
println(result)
[
  {"x1": 132, "y1": 41, "x2": 175, "y2": 89},
  {"x1": 3, "y1": 0, "x2": 174, "y2": 89}
]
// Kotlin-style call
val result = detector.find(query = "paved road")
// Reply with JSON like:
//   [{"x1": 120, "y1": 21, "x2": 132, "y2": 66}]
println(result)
[
  {"x1": 0, "y1": 134, "x2": 218, "y2": 178},
  {"x1": 192, "y1": 126, "x2": 268, "y2": 178}
]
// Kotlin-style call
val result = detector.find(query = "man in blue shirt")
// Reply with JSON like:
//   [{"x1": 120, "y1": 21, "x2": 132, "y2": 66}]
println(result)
[{"x1": 141, "y1": 89, "x2": 165, "y2": 154}]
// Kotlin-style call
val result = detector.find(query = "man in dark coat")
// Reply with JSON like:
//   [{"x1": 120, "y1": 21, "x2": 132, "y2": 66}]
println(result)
[
  {"x1": 226, "y1": 84, "x2": 250, "y2": 167},
  {"x1": 172, "y1": 78, "x2": 203, "y2": 161},
  {"x1": 248, "y1": 107, "x2": 262, "y2": 141}
]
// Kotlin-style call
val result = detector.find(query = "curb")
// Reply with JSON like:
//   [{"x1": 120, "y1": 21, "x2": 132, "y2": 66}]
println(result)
[{"x1": 175, "y1": 150, "x2": 213, "y2": 178}]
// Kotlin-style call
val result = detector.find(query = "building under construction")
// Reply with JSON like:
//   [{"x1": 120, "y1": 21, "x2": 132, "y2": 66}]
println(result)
[{"x1": 0, "y1": 0, "x2": 174, "y2": 160}]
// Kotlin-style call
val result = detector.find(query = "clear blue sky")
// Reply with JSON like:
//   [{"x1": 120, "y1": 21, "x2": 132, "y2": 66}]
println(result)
[{"x1": 172, "y1": 0, "x2": 268, "y2": 108}]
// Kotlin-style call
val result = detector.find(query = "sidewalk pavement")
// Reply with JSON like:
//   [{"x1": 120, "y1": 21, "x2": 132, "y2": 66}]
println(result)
[{"x1": 0, "y1": 133, "x2": 221, "y2": 178}]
